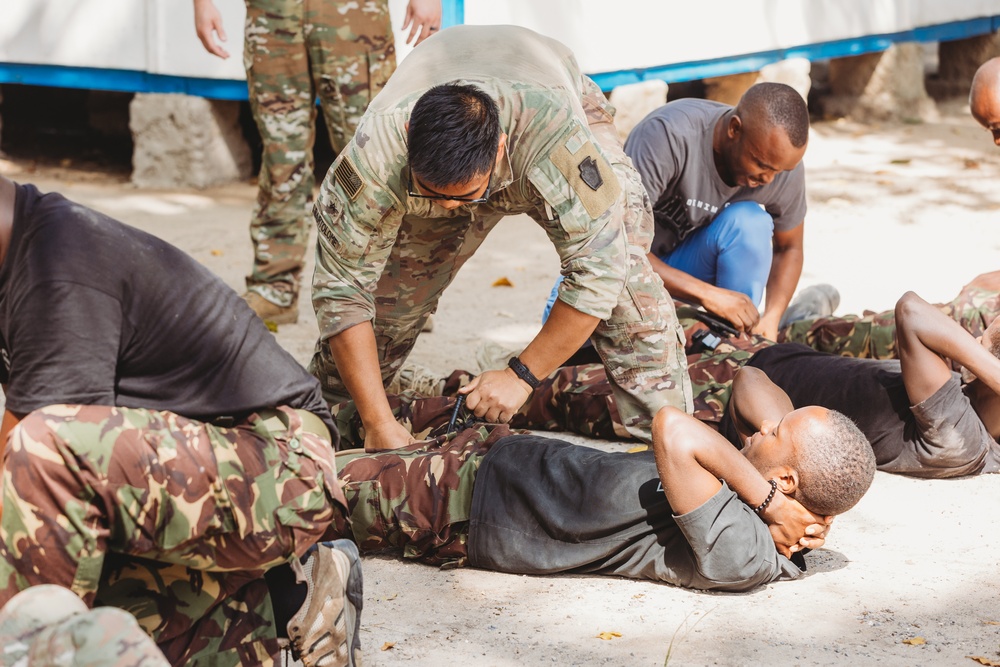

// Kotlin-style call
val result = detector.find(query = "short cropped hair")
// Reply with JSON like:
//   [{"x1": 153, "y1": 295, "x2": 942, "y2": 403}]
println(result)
[
  {"x1": 407, "y1": 83, "x2": 501, "y2": 187},
  {"x1": 794, "y1": 410, "x2": 876, "y2": 516},
  {"x1": 738, "y1": 82, "x2": 810, "y2": 148}
]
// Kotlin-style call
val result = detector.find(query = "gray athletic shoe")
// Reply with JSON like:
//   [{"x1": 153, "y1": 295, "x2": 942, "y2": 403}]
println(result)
[
  {"x1": 779, "y1": 284, "x2": 841, "y2": 329},
  {"x1": 288, "y1": 539, "x2": 363, "y2": 667}
]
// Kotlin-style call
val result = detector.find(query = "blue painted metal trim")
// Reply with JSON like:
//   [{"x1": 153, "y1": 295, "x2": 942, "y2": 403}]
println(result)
[
  {"x1": 0, "y1": 62, "x2": 249, "y2": 100},
  {"x1": 441, "y1": 0, "x2": 463, "y2": 29},
  {"x1": 1, "y1": 15, "x2": 998, "y2": 97},
  {"x1": 588, "y1": 16, "x2": 1000, "y2": 90}
]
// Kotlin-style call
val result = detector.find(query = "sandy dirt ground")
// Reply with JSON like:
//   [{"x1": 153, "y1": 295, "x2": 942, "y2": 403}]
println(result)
[{"x1": 3, "y1": 97, "x2": 1000, "y2": 666}]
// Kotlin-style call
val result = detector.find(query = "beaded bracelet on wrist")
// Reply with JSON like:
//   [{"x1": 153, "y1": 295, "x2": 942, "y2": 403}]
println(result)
[{"x1": 753, "y1": 479, "x2": 779, "y2": 514}]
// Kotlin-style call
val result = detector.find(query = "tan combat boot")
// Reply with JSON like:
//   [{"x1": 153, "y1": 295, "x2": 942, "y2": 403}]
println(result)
[{"x1": 243, "y1": 292, "x2": 299, "y2": 325}]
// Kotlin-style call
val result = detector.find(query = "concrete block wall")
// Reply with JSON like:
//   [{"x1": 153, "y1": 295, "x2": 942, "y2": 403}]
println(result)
[{"x1": 129, "y1": 93, "x2": 251, "y2": 189}]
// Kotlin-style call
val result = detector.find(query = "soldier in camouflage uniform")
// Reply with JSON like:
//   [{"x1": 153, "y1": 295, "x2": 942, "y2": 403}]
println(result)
[
  {"x1": 779, "y1": 275, "x2": 1000, "y2": 363},
  {"x1": 311, "y1": 25, "x2": 692, "y2": 451},
  {"x1": 1, "y1": 405, "x2": 344, "y2": 666},
  {"x1": 0, "y1": 178, "x2": 355, "y2": 667},
  {"x1": 194, "y1": 0, "x2": 442, "y2": 323}
]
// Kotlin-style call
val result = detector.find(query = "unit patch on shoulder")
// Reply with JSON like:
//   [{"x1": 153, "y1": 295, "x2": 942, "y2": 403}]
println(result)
[
  {"x1": 550, "y1": 137, "x2": 621, "y2": 219},
  {"x1": 578, "y1": 156, "x2": 604, "y2": 191},
  {"x1": 334, "y1": 158, "x2": 364, "y2": 201}
]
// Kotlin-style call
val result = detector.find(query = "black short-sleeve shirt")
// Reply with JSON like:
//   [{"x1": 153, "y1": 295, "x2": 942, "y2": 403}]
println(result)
[
  {"x1": 735, "y1": 344, "x2": 1000, "y2": 478},
  {"x1": 0, "y1": 183, "x2": 335, "y2": 441}
]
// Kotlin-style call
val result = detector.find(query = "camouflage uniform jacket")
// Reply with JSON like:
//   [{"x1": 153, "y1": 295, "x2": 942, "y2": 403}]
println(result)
[{"x1": 312, "y1": 24, "x2": 633, "y2": 340}]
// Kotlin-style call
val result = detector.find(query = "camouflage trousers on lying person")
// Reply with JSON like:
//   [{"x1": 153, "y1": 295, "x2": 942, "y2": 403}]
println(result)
[
  {"x1": 331, "y1": 314, "x2": 774, "y2": 448},
  {"x1": 333, "y1": 288, "x2": 1000, "y2": 446},
  {"x1": 0, "y1": 405, "x2": 345, "y2": 667},
  {"x1": 330, "y1": 424, "x2": 519, "y2": 565},
  {"x1": 779, "y1": 286, "x2": 1000, "y2": 360}
]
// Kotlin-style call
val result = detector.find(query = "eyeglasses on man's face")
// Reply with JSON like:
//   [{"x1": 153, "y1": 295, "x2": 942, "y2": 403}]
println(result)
[{"x1": 406, "y1": 163, "x2": 494, "y2": 204}]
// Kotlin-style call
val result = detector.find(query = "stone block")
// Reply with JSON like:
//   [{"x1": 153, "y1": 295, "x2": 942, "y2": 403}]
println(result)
[
  {"x1": 608, "y1": 79, "x2": 668, "y2": 141},
  {"x1": 703, "y1": 71, "x2": 759, "y2": 106},
  {"x1": 823, "y1": 43, "x2": 937, "y2": 123},
  {"x1": 758, "y1": 58, "x2": 811, "y2": 103},
  {"x1": 130, "y1": 93, "x2": 251, "y2": 189}
]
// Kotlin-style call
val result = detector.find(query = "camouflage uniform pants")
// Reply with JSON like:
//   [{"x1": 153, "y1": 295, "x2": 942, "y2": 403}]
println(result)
[
  {"x1": 508, "y1": 287, "x2": 1000, "y2": 433},
  {"x1": 315, "y1": 78, "x2": 692, "y2": 443},
  {"x1": 779, "y1": 287, "x2": 1000, "y2": 360},
  {"x1": 245, "y1": 0, "x2": 396, "y2": 306},
  {"x1": 331, "y1": 312, "x2": 769, "y2": 447},
  {"x1": 506, "y1": 313, "x2": 775, "y2": 436},
  {"x1": 576, "y1": 75, "x2": 693, "y2": 440},
  {"x1": 0, "y1": 405, "x2": 346, "y2": 667},
  {"x1": 329, "y1": 425, "x2": 515, "y2": 566}
]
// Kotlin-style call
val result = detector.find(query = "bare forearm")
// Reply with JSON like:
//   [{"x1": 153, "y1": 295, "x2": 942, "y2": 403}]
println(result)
[
  {"x1": 647, "y1": 252, "x2": 759, "y2": 332},
  {"x1": 327, "y1": 323, "x2": 395, "y2": 427},
  {"x1": 727, "y1": 367, "x2": 794, "y2": 444},
  {"x1": 647, "y1": 252, "x2": 714, "y2": 304},
  {"x1": 762, "y1": 243, "x2": 803, "y2": 320},
  {"x1": 652, "y1": 407, "x2": 776, "y2": 515},
  {"x1": 459, "y1": 299, "x2": 599, "y2": 423},
  {"x1": 898, "y1": 292, "x2": 1000, "y2": 393},
  {"x1": 519, "y1": 299, "x2": 599, "y2": 379}
]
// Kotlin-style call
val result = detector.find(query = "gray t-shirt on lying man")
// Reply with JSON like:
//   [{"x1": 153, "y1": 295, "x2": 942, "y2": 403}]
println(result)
[{"x1": 468, "y1": 435, "x2": 802, "y2": 592}]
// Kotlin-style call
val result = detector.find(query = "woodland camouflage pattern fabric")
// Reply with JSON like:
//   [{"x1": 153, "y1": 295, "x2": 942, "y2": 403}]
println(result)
[
  {"x1": 0, "y1": 405, "x2": 345, "y2": 667},
  {"x1": 505, "y1": 287, "x2": 1000, "y2": 434},
  {"x1": 330, "y1": 311, "x2": 772, "y2": 448},
  {"x1": 331, "y1": 424, "x2": 518, "y2": 566},
  {"x1": 509, "y1": 287, "x2": 1000, "y2": 434},
  {"x1": 245, "y1": 0, "x2": 396, "y2": 306},
  {"x1": 780, "y1": 286, "x2": 1000, "y2": 364},
  {"x1": 311, "y1": 26, "x2": 691, "y2": 442}
]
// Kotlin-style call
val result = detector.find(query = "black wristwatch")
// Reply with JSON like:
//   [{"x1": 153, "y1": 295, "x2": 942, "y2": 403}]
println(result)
[{"x1": 507, "y1": 356, "x2": 541, "y2": 390}]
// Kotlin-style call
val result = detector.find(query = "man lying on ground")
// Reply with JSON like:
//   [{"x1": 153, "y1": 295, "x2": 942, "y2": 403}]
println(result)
[
  {"x1": 0, "y1": 177, "x2": 358, "y2": 667},
  {"x1": 330, "y1": 381, "x2": 874, "y2": 592},
  {"x1": 745, "y1": 291, "x2": 1000, "y2": 478}
]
